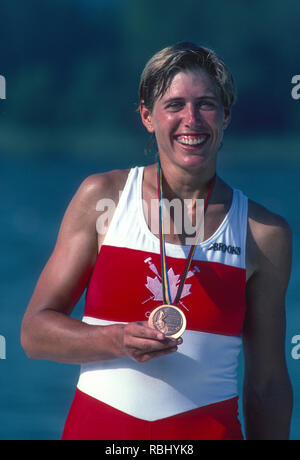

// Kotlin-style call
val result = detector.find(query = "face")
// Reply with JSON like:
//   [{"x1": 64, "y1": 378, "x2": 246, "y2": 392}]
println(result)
[{"x1": 140, "y1": 69, "x2": 231, "y2": 171}]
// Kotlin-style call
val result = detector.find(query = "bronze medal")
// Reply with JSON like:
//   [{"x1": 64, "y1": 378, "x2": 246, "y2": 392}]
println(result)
[{"x1": 148, "y1": 304, "x2": 186, "y2": 339}]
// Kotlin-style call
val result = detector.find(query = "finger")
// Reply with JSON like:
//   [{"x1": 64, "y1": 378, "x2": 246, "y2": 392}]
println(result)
[
  {"x1": 140, "y1": 321, "x2": 183, "y2": 345},
  {"x1": 125, "y1": 322, "x2": 166, "y2": 341},
  {"x1": 134, "y1": 345, "x2": 179, "y2": 363},
  {"x1": 133, "y1": 325, "x2": 183, "y2": 347},
  {"x1": 124, "y1": 336, "x2": 170, "y2": 354}
]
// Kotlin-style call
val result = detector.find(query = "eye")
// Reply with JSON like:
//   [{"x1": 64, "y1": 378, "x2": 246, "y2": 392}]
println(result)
[
  {"x1": 166, "y1": 102, "x2": 183, "y2": 110},
  {"x1": 164, "y1": 99, "x2": 185, "y2": 111},
  {"x1": 198, "y1": 100, "x2": 218, "y2": 110}
]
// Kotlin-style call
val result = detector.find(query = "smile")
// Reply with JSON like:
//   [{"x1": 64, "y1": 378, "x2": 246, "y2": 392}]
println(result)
[{"x1": 175, "y1": 135, "x2": 208, "y2": 146}]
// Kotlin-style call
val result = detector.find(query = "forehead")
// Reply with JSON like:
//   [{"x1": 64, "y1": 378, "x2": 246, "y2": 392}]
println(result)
[{"x1": 161, "y1": 69, "x2": 219, "y2": 100}]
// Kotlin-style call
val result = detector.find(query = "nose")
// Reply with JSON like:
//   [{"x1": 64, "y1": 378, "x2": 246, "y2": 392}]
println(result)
[{"x1": 184, "y1": 103, "x2": 202, "y2": 128}]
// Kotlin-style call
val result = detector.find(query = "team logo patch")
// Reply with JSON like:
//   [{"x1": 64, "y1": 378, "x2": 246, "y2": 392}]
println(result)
[{"x1": 142, "y1": 257, "x2": 200, "y2": 314}]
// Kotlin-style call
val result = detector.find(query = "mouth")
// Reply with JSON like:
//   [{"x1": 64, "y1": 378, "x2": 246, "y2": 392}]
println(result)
[{"x1": 174, "y1": 134, "x2": 209, "y2": 149}]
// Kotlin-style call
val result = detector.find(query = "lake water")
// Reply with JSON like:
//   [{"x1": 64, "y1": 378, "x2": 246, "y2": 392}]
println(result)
[{"x1": 1, "y1": 138, "x2": 299, "y2": 439}]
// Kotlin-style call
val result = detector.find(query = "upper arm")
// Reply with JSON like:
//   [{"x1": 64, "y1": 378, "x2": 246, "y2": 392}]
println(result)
[
  {"x1": 24, "y1": 174, "x2": 109, "y2": 318},
  {"x1": 243, "y1": 203, "x2": 293, "y2": 387}
]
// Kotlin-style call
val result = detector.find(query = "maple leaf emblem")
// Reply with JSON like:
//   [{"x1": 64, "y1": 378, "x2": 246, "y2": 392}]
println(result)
[{"x1": 143, "y1": 263, "x2": 192, "y2": 309}]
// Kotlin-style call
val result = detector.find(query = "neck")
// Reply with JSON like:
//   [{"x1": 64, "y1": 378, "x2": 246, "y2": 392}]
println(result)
[{"x1": 158, "y1": 157, "x2": 217, "y2": 202}]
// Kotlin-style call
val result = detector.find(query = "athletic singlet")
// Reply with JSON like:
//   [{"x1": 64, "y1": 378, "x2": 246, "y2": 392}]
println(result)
[{"x1": 63, "y1": 166, "x2": 248, "y2": 439}]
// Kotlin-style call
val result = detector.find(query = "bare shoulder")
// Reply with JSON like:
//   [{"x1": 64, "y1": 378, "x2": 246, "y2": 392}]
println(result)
[
  {"x1": 75, "y1": 168, "x2": 131, "y2": 208},
  {"x1": 247, "y1": 199, "x2": 293, "y2": 284},
  {"x1": 57, "y1": 168, "x2": 131, "y2": 239},
  {"x1": 248, "y1": 199, "x2": 292, "y2": 247}
]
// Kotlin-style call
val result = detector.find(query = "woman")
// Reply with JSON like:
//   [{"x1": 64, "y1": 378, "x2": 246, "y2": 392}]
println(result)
[{"x1": 21, "y1": 42, "x2": 293, "y2": 440}]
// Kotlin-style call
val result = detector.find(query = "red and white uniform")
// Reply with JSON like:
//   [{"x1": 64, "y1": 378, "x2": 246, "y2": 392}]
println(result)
[{"x1": 62, "y1": 167, "x2": 248, "y2": 440}]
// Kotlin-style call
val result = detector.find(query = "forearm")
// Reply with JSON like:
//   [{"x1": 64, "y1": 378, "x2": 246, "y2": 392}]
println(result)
[
  {"x1": 243, "y1": 379, "x2": 293, "y2": 440},
  {"x1": 21, "y1": 309, "x2": 125, "y2": 364}
]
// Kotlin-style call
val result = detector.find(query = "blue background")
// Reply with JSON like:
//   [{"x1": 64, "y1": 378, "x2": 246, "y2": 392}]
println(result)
[{"x1": 0, "y1": 0, "x2": 299, "y2": 439}]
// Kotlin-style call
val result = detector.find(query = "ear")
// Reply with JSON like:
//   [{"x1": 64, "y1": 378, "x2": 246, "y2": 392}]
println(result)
[
  {"x1": 140, "y1": 101, "x2": 155, "y2": 133},
  {"x1": 223, "y1": 108, "x2": 231, "y2": 130}
]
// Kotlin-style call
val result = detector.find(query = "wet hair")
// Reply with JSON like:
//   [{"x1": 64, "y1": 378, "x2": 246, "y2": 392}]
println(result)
[{"x1": 139, "y1": 42, "x2": 236, "y2": 112}]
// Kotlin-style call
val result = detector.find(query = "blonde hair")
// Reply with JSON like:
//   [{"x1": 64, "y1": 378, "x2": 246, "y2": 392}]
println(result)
[{"x1": 139, "y1": 42, "x2": 236, "y2": 112}]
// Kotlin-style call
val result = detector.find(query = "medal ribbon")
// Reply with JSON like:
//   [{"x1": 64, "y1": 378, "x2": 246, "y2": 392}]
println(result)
[{"x1": 157, "y1": 160, "x2": 216, "y2": 306}]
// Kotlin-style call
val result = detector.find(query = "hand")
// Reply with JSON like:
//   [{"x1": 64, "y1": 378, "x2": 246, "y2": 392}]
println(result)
[{"x1": 121, "y1": 321, "x2": 183, "y2": 363}]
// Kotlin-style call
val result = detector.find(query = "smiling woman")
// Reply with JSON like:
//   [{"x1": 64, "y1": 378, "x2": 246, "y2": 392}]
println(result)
[{"x1": 22, "y1": 41, "x2": 293, "y2": 441}]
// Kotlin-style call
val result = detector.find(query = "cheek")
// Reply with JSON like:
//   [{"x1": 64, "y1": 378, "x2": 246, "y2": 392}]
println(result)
[
  {"x1": 154, "y1": 129, "x2": 170, "y2": 150},
  {"x1": 205, "y1": 109, "x2": 223, "y2": 123},
  {"x1": 152, "y1": 110, "x2": 171, "y2": 128},
  {"x1": 152, "y1": 114, "x2": 177, "y2": 140},
  {"x1": 206, "y1": 112, "x2": 225, "y2": 135}
]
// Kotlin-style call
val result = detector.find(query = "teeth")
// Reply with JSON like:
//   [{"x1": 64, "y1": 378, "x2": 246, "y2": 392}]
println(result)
[{"x1": 177, "y1": 136, "x2": 207, "y2": 145}]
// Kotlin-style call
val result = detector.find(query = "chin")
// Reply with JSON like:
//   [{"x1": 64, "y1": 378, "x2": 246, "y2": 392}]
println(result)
[
  {"x1": 160, "y1": 148, "x2": 214, "y2": 172},
  {"x1": 181, "y1": 154, "x2": 210, "y2": 170}
]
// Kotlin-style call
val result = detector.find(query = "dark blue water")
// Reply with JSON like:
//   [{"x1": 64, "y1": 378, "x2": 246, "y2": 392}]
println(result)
[{"x1": 1, "y1": 142, "x2": 299, "y2": 439}]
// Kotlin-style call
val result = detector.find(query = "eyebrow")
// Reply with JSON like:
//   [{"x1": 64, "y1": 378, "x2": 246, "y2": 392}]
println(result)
[{"x1": 163, "y1": 95, "x2": 218, "y2": 104}]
